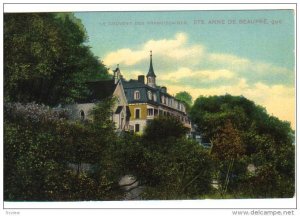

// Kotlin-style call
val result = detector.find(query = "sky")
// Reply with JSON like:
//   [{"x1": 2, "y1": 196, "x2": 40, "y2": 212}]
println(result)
[{"x1": 75, "y1": 10, "x2": 295, "y2": 129}]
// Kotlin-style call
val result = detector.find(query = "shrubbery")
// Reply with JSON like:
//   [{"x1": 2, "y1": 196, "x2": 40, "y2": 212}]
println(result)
[{"x1": 4, "y1": 103, "x2": 214, "y2": 200}]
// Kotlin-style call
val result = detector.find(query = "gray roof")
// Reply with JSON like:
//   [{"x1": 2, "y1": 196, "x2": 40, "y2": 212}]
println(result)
[{"x1": 122, "y1": 79, "x2": 186, "y2": 114}]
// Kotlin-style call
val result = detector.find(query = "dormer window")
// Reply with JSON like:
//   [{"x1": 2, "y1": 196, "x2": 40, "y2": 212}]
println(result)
[
  {"x1": 153, "y1": 93, "x2": 157, "y2": 102},
  {"x1": 148, "y1": 91, "x2": 152, "y2": 100},
  {"x1": 134, "y1": 90, "x2": 140, "y2": 100}
]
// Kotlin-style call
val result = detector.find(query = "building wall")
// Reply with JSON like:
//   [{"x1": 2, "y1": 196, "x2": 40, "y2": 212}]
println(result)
[
  {"x1": 113, "y1": 82, "x2": 128, "y2": 111},
  {"x1": 128, "y1": 103, "x2": 148, "y2": 133},
  {"x1": 128, "y1": 102, "x2": 191, "y2": 133},
  {"x1": 65, "y1": 103, "x2": 96, "y2": 121},
  {"x1": 129, "y1": 119, "x2": 148, "y2": 134},
  {"x1": 113, "y1": 82, "x2": 130, "y2": 130},
  {"x1": 129, "y1": 103, "x2": 148, "y2": 120},
  {"x1": 65, "y1": 81, "x2": 130, "y2": 131}
]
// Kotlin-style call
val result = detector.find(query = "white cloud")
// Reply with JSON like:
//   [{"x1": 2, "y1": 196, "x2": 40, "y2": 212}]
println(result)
[
  {"x1": 103, "y1": 49, "x2": 145, "y2": 66},
  {"x1": 208, "y1": 53, "x2": 250, "y2": 69},
  {"x1": 103, "y1": 32, "x2": 205, "y2": 67},
  {"x1": 160, "y1": 67, "x2": 235, "y2": 82},
  {"x1": 103, "y1": 32, "x2": 295, "y2": 128},
  {"x1": 166, "y1": 80, "x2": 295, "y2": 129}
]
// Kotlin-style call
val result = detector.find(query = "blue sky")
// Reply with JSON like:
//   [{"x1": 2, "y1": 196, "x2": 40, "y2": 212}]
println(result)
[{"x1": 74, "y1": 10, "x2": 295, "y2": 128}]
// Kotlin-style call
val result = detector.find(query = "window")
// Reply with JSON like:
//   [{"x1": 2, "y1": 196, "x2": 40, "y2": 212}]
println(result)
[
  {"x1": 80, "y1": 110, "x2": 85, "y2": 121},
  {"x1": 147, "y1": 108, "x2": 154, "y2": 116},
  {"x1": 148, "y1": 91, "x2": 152, "y2": 100},
  {"x1": 134, "y1": 90, "x2": 140, "y2": 100},
  {"x1": 135, "y1": 108, "x2": 140, "y2": 119},
  {"x1": 153, "y1": 93, "x2": 157, "y2": 102},
  {"x1": 148, "y1": 77, "x2": 152, "y2": 83},
  {"x1": 154, "y1": 109, "x2": 158, "y2": 116},
  {"x1": 135, "y1": 124, "x2": 140, "y2": 132}
]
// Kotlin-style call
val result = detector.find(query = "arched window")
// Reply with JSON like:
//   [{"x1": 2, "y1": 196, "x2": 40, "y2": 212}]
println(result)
[
  {"x1": 134, "y1": 90, "x2": 140, "y2": 100},
  {"x1": 148, "y1": 91, "x2": 152, "y2": 100},
  {"x1": 80, "y1": 110, "x2": 85, "y2": 121}
]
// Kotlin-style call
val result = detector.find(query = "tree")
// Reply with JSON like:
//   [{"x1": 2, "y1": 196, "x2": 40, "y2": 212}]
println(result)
[
  {"x1": 117, "y1": 116, "x2": 213, "y2": 199},
  {"x1": 190, "y1": 94, "x2": 294, "y2": 198},
  {"x1": 4, "y1": 13, "x2": 110, "y2": 105},
  {"x1": 4, "y1": 100, "x2": 123, "y2": 201},
  {"x1": 175, "y1": 91, "x2": 193, "y2": 112},
  {"x1": 210, "y1": 120, "x2": 245, "y2": 196},
  {"x1": 143, "y1": 115, "x2": 189, "y2": 142}
]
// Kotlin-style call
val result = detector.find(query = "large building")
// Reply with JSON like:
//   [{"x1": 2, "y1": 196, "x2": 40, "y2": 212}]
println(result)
[
  {"x1": 121, "y1": 51, "x2": 191, "y2": 133},
  {"x1": 67, "y1": 52, "x2": 191, "y2": 134}
]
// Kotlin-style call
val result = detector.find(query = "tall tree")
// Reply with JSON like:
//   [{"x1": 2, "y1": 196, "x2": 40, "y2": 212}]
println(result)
[
  {"x1": 4, "y1": 13, "x2": 109, "y2": 105},
  {"x1": 175, "y1": 91, "x2": 193, "y2": 112},
  {"x1": 190, "y1": 94, "x2": 294, "y2": 197}
]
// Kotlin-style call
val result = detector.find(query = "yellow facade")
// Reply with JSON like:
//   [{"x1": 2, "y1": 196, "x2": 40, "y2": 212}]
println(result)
[{"x1": 129, "y1": 104, "x2": 148, "y2": 120}]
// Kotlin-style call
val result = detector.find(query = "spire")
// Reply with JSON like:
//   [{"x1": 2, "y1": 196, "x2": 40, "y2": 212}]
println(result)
[{"x1": 147, "y1": 50, "x2": 156, "y2": 78}]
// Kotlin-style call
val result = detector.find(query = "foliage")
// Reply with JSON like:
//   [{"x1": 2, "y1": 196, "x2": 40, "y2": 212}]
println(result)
[
  {"x1": 116, "y1": 116, "x2": 213, "y2": 199},
  {"x1": 175, "y1": 91, "x2": 193, "y2": 112},
  {"x1": 143, "y1": 115, "x2": 189, "y2": 142},
  {"x1": 190, "y1": 94, "x2": 295, "y2": 198},
  {"x1": 4, "y1": 13, "x2": 110, "y2": 105},
  {"x1": 4, "y1": 101, "x2": 122, "y2": 201}
]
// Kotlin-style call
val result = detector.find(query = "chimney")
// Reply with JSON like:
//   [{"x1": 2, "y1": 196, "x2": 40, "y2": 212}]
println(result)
[
  {"x1": 138, "y1": 75, "x2": 145, "y2": 84},
  {"x1": 161, "y1": 86, "x2": 167, "y2": 93}
]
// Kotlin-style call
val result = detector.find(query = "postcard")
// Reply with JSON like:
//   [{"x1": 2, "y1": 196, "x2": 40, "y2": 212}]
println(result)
[{"x1": 2, "y1": 3, "x2": 297, "y2": 216}]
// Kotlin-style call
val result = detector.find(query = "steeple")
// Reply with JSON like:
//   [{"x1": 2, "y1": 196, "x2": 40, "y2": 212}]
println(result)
[{"x1": 146, "y1": 51, "x2": 156, "y2": 87}]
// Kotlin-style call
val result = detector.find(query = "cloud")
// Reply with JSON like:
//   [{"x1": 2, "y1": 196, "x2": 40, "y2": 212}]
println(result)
[
  {"x1": 103, "y1": 32, "x2": 205, "y2": 67},
  {"x1": 208, "y1": 53, "x2": 250, "y2": 69},
  {"x1": 160, "y1": 67, "x2": 235, "y2": 83},
  {"x1": 207, "y1": 53, "x2": 294, "y2": 85},
  {"x1": 166, "y1": 80, "x2": 295, "y2": 129},
  {"x1": 103, "y1": 49, "x2": 145, "y2": 66},
  {"x1": 103, "y1": 32, "x2": 295, "y2": 128}
]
